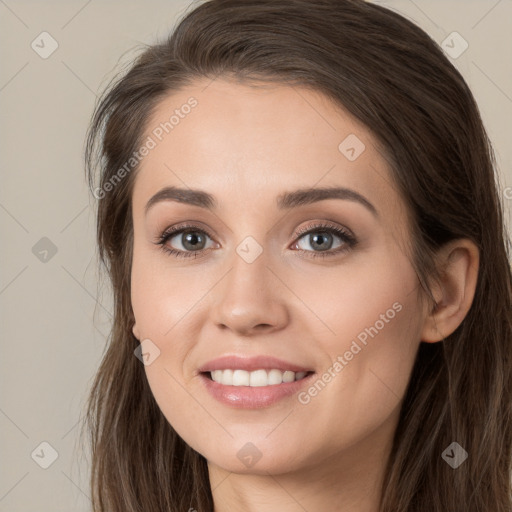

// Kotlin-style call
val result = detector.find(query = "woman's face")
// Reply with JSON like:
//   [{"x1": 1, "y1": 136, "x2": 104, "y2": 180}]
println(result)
[{"x1": 130, "y1": 78, "x2": 427, "y2": 476}]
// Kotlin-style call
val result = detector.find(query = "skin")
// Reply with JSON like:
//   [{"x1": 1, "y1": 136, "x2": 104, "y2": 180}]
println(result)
[{"x1": 130, "y1": 78, "x2": 479, "y2": 512}]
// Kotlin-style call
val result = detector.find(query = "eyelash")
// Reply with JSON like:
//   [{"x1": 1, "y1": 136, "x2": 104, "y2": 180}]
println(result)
[{"x1": 154, "y1": 221, "x2": 358, "y2": 260}]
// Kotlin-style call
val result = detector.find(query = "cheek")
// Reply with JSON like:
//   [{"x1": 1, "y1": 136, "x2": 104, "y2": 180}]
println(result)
[
  {"x1": 130, "y1": 251, "x2": 208, "y2": 442},
  {"x1": 130, "y1": 243, "x2": 205, "y2": 337},
  {"x1": 293, "y1": 254, "x2": 422, "y2": 445},
  {"x1": 130, "y1": 247, "x2": 210, "y2": 403}
]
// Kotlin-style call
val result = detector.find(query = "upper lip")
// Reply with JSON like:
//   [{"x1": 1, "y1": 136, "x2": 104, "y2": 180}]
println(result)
[{"x1": 198, "y1": 355, "x2": 314, "y2": 373}]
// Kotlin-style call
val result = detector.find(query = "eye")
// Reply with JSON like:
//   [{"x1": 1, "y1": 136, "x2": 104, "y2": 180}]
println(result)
[
  {"x1": 154, "y1": 223, "x2": 217, "y2": 259},
  {"x1": 291, "y1": 221, "x2": 357, "y2": 259}
]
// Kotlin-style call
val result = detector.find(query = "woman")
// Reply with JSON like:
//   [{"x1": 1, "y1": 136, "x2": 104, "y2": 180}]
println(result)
[{"x1": 82, "y1": 0, "x2": 512, "y2": 510}]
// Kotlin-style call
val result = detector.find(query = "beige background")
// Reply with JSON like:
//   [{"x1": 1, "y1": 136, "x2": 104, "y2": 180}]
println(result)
[{"x1": 0, "y1": 0, "x2": 511, "y2": 510}]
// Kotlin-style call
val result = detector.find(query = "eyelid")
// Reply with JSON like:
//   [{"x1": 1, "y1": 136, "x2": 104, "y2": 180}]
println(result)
[
  {"x1": 157, "y1": 219, "x2": 353, "y2": 240},
  {"x1": 158, "y1": 221, "x2": 216, "y2": 242},
  {"x1": 294, "y1": 220, "x2": 355, "y2": 239}
]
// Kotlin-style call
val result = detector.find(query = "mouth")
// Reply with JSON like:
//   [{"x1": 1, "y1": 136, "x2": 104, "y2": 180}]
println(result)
[
  {"x1": 199, "y1": 369, "x2": 316, "y2": 409},
  {"x1": 197, "y1": 355, "x2": 316, "y2": 408},
  {"x1": 201, "y1": 369, "x2": 315, "y2": 387}
]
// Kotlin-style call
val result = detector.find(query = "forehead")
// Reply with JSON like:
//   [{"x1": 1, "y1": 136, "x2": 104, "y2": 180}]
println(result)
[{"x1": 132, "y1": 78, "x2": 400, "y2": 220}]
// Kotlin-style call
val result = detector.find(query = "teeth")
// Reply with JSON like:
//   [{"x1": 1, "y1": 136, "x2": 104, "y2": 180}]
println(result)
[{"x1": 210, "y1": 369, "x2": 309, "y2": 386}]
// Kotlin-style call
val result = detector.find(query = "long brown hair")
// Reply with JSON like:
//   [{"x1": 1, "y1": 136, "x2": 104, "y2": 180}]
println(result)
[{"x1": 82, "y1": 0, "x2": 512, "y2": 510}]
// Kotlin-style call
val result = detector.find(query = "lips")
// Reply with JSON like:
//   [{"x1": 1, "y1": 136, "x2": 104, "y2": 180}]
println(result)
[
  {"x1": 197, "y1": 355, "x2": 316, "y2": 408},
  {"x1": 197, "y1": 355, "x2": 314, "y2": 373},
  {"x1": 199, "y1": 370, "x2": 316, "y2": 408}
]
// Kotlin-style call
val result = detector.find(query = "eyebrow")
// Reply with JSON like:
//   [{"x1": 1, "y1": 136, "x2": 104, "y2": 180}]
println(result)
[{"x1": 144, "y1": 185, "x2": 378, "y2": 217}]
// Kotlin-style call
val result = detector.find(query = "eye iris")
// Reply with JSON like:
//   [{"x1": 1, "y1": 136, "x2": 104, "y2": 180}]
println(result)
[
  {"x1": 182, "y1": 231, "x2": 206, "y2": 251},
  {"x1": 309, "y1": 232, "x2": 333, "y2": 251}
]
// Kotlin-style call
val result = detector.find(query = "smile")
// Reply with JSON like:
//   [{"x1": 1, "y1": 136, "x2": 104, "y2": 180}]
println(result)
[
  {"x1": 208, "y1": 369, "x2": 311, "y2": 386},
  {"x1": 199, "y1": 370, "x2": 316, "y2": 409}
]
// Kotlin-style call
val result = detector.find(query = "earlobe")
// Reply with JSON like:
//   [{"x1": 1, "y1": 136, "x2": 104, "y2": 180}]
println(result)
[
  {"x1": 421, "y1": 239, "x2": 479, "y2": 343},
  {"x1": 132, "y1": 322, "x2": 140, "y2": 340}
]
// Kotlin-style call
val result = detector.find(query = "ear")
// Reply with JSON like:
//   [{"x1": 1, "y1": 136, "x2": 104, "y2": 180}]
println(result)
[
  {"x1": 421, "y1": 238, "x2": 479, "y2": 343},
  {"x1": 132, "y1": 322, "x2": 141, "y2": 340}
]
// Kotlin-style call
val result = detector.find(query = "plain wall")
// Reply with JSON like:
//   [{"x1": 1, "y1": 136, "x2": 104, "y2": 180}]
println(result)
[{"x1": 0, "y1": 0, "x2": 510, "y2": 510}]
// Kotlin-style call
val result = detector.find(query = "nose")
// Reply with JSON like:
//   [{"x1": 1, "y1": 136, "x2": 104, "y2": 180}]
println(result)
[{"x1": 210, "y1": 249, "x2": 289, "y2": 337}]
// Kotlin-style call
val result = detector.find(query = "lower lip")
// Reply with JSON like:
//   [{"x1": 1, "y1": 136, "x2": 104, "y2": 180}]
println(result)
[{"x1": 199, "y1": 372, "x2": 315, "y2": 409}]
